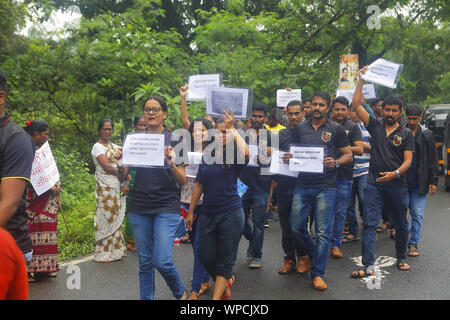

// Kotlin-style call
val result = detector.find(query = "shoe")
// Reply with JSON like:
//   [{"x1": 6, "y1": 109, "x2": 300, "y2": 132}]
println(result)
[
  {"x1": 296, "y1": 256, "x2": 312, "y2": 274},
  {"x1": 188, "y1": 291, "x2": 200, "y2": 300},
  {"x1": 313, "y1": 277, "x2": 327, "y2": 291},
  {"x1": 249, "y1": 258, "x2": 262, "y2": 269},
  {"x1": 199, "y1": 281, "x2": 212, "y2": 295},
  {"x1": 278, "y1": 259, "x2": 296, "y2": 275},
  {"x1": 330, "y1": 247, "x2": 343, "y2": 259},
  {"x1": 267, "y1": 212, "x2": 279, "y2": 222}
]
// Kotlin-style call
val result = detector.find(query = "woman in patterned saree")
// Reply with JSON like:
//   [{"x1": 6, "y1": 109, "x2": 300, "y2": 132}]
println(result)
[
  {"x1": 25, "y1": 120, "x2": 60, "y2": 282},
  {"x1": 91, "y1": 119, "x2": 127, "y2": 263}
]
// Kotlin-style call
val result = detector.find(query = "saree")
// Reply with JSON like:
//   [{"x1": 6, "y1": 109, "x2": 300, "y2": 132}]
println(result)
[{"x1": 91, "y1": 142, "x2": 126, "y2": 262}]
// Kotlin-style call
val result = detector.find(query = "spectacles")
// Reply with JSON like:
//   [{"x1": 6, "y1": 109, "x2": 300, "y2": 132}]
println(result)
[{"x1": 144, "y1": 107, "x2": 162, "y2": 114}]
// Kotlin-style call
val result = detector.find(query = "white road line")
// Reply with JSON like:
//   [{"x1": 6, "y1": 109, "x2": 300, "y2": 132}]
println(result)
[{"x1": 60, "y1": 254, "x2": 94, "y2": 268}]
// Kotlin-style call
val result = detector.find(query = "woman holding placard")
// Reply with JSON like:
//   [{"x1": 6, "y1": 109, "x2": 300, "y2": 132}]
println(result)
[
  {"x1": 186, "y1": 110, "x2": 249, "y2": 300},
  {"x1": 119, "y1": 96, "x2": 188, "y2": 300},
  {"x1": 24, "y1": 120, "x2": 61, "y2": 282}
]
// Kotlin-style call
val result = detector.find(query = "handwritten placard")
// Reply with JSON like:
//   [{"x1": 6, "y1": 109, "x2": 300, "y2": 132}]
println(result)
[
  {"x1": 289, "y1": 146, "x2": 324, "y2": 173},
  {"x1": 276, "y1": 89, "x2": 302, "y2": 107},
  {"x1": 30, "y1": 142, "x2": 60, "y2": 196},
  {"x1": 122, "y1": 133, "x2": 165, "y2": 167},
  {"x1": 187, "y1": 74, "x2": 221, "y2": 101},
  {"x1": 270, "y1": 149, "x2": 298, "y2": 177},
  {"x1": 361, "y1": 58, "x2": 403, "y2": 89}
]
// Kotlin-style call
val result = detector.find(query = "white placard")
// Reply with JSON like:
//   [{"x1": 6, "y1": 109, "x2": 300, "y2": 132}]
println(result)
[
  {"x1": 30, "y1": 142, "x2": 60, "y2": 196},
  {"x1": 206, "y1": 87, "x2": 249, "y2": 119},
  {"x1": 187, "y1": 74, "x2": 221, "y2": 101},
  {"x1": 289, "y1": 146, "x2": 324, "y2": 173},
  {"x1": 336, "y1": 84, "x2": 377, "y2": 102},
  {"x1": 247, "y1": 144, "x2": 259, "y2": 167},
  {"x1": 361, "y1": 58, "x2": 403, "y2": 89},
  {"x1": 276, "y1": 89, "x2": 302, "y2": 107},
  {"x1": 185, "y1": 152, "x2": 203, "y2": 178},
  {"x1": 269, "y1": 149, "x2": 298, "y2": 177},
  {"x1": 122, "y1": 133, "x2": 165, "y2": 167}
]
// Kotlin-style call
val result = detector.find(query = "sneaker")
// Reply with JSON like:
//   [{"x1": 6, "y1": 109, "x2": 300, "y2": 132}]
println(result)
[{"x1": 249, "y1": 258, "x2": 262, "y2": 269}]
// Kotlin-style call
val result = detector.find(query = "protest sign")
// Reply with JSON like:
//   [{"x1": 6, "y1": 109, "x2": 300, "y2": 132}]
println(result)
[
  {"x1": 289, "y1": 146, "x2": 324, "y2": 173},
  {"x1": 276, "y1": 89, "x2": 302, "y2": 107},
  {"x1": 339, "y1": 54, "x2": 359, "y2": 90},
  {"x1": 361, "y1": 58, "x2": 403, "y2": 89},
  {"x1": 30, "y1": 141, "x2": 60, "y2": 196},
  {"x1": 336, "y1": 84, "x2": 377, "y2": 102},
  {"x1": 187, "y1": 74, "x2": 221, "y2": 101},
  {"x1": 269, "y1": 149, "x2": 298, "y2": 177},
  {"x1": 122, "y1": 133, "x2": 165, "y2": 167},
  {"x1": 206, "y1": 86, "x2": 252, "y2": 119}
]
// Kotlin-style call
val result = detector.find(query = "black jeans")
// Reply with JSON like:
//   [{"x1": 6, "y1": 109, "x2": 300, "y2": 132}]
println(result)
[
  {"x1": 276, "y1": 193, "x2": 307, "y2": 261},
  {"x1": 198, "y1": 207, "x2": 244, "y2": 280}
]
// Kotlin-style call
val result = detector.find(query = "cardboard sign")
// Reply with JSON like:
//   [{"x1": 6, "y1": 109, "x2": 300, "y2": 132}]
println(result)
[{"x1": 30, "y1": 142, "x2": 60, "y2": 196}]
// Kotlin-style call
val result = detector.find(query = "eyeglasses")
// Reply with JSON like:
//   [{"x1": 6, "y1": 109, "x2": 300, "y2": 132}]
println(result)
[{"x1": 144, "y1": 107, "x2": 162, "y2": 114}]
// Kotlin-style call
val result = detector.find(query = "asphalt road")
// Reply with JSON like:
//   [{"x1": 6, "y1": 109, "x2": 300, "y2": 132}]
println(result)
[{"x1": 29, "y1": 178, "x2": 450, "y2": 300}]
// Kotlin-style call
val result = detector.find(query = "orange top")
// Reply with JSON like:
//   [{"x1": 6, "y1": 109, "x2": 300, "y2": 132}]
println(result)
[{"x1": 0, "y1": 228, "x2": 28, "y2": 300}]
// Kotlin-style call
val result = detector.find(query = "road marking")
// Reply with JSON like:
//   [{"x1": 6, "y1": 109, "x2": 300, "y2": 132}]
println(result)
[
  {"x1": 351, "y1": 255, "x2": 396, "y2": 286},
  {"x1": 60, "y1": 254, "x2": 94, "y2": 268}
]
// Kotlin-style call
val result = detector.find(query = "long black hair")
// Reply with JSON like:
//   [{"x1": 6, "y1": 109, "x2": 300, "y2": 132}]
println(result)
[
  {"x1": 188, "y1": 117, "x2": 214, "y2": 152},
  {"x1": 24, "y1": 120, "x2": 48, "y2": 136}
]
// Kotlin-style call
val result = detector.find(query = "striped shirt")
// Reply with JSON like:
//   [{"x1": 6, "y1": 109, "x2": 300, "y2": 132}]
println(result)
[{"x1": 353, "y1": 121, "x2": 371, "y2": 177}]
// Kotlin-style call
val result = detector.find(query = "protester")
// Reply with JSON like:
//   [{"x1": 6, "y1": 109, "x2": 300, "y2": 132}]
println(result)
[
  {"x1": 286, "y1": 91, "x2": 353, "y2": 290},
  {"x1": 240, "y1": 103, "x2": 273, "y2": 269},
  {"x1": 0, "y1": 227, "x2": 28, "y2": 300},
  {"x1": 371, "y1": 98, "x2": 384, "y2": 119},
  {"x1": 344, "y1": 107, "x2": 372, "y2": 243},
  {"x1": 119, "y1": 95, "x2": 188, "y2": 300},
  {"x1": 265, "y1": 107, "x2": 286, "y2": 134},
  {"x1": 24, "y1": 120, "x2": 61, "y2": 282},
  {"x1": 273, "y1": 100, "x2": 309, "y2": 274},
  {"x1": 181, "y1": 116, "x2": 214, "y2": 300},
  {"x1": 329, "y1": 97, "x2": 363, "y2": 259},
  {"x1": 302, "y1": 97, "x2": 312, "y2": 121},
  {"x1": 91, "y1": 119, "x2": 127, "y2": 263},
  {"x1": 404, "y1": 104, "x2": 439, "y2": 257},
  {"x1": 0, "y1": 71, "x2": 35, "y2": 269},
  {"x1": 186, "y1": 110, "x2": 249, "y2": 300},
  {"x1": 351, "y1": 66, "x2": 414, "y2": 278}
]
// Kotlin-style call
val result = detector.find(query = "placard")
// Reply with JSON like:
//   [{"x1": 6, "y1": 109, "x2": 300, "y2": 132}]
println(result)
[
  {"x1": 206, "y1": 87, "x2": 252, "y2": 119},
  {"x1": 185, "y1": 152, "x2": 203, "y2": 178},
  {"x1": 122, "y1": 133, "x2": 165, "y2": 167},
  {"x1": 187, "y1": 74, "x2": 221, "y2": 101},
  {"x1": 247, "y1": 144, "x2": 259, "y2": 167},
  {"x1": 339, "y1": 54, "x2": 359, "y2": 90},
  {"x1": 30, "y1": 142, "x2": 60, "y2": 196},
  {"x1": 276, "y1": 89, "x2": 302, "y2": 107},
  {"x1": 289, "y1": 146, "x2": 324, "y2": 173},
  {"x1": 361, "y1": 58, "x2": 403, "y2": 89},
  {"x1": 336, "y1": 84, "x2": 377, "y2": 103},
  {"x1": 269, "y1": 149, "x2": 298, "y2": 177}
]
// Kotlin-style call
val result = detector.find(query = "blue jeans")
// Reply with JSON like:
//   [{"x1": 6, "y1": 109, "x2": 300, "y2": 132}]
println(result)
[
  {"x1": 331, "y1": 180, "x2": 353, "y2": 248},
  {"x1": 189, "y1": 213, "x2": 210, "y2": 293},
  {"x1": 404, "y1": 189, "x2": 427, "y2": 246},
  {"x1": 242, "y1": 191, "x2": 269, "y2": 259},
  {"x1": 290, "y1": 188, "x2": 337, "y2": 279},
  {"x1": 129, "y1": 212, "x2": 186, "y2": 300},
  {"x1": 346, "y1": 174, "x2": 368, "y2": 235},
  {"x1": 362, "y1": 184, "x2": 408, "y2": 268}
]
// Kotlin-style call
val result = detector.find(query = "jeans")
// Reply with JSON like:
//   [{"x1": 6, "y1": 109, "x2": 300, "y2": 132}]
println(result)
[
  {"x1": 129, "y1": 212, "x2": 185, "y2": 300},
  {"x1": 198, "y1": 207, "x2": 244, "y2": 280},
  {"x1": 24, "y1": 250, "x2": 33, "y2": 269},
  {"x1": 404, "y1": 189, "x2": 427, "y2": 246},
  {"x1": 242, "y1": 191, "x2": 269, "y2": 259},
  {"x1": 331, "y1": 180, "x2": 353, "y2": 248},
  {"x1": 362, "y1": 184, "x2": 408, "y2": 268},
  {"x1": 346, "y1": 174, "x2": 368, "y2": 235},
  {"x1": 290, "y1": 188, "x2": 337, "y2": 279},
  {"x1": 276, "y1": 193, "x2": 306, "y2": 261}
]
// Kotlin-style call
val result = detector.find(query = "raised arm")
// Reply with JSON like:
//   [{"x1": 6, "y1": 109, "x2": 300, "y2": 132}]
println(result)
[
  {"x1": 352, "y1": 66, "x2": 370, "y2": 127},
  {"x1": 223, "y1": 109, "x2": 250, "y2": 161}
]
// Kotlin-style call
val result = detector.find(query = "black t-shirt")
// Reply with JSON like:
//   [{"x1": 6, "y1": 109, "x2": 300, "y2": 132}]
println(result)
[
  {"x1": 366, "y1": 116, "x2": 415, "y2": 187},
  {"x1": 0, "y1": 115, "x2": 35, "y2": 254},
  {"x1": 291, "y1": 119, "x2": 349, "y2": 189},
  {"x1": 195, "y1": 161, "x2": 246, "y2": 215},
  {"x1": 128, "y1": 128, "x2": 184, "y2": 215},
  {"x1": 239, "y1": 130, "x2": 272, "y2": 194},
  {"x1": 337, "y1": 119, "x2": 362, "y2": 181}
]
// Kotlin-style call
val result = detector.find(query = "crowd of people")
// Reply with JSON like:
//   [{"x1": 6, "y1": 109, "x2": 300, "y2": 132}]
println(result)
[{"x1": 0, "y1": 65, "x2": 440, "y2": 300}]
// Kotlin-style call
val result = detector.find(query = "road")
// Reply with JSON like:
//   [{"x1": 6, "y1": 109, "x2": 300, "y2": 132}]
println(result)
[{"x1": 29, "y1": 178, "x2": 450, "y2": 300}]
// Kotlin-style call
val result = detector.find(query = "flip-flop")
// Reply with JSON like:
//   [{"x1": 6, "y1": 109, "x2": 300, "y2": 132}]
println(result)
[
  {"x1": 350, "y1": 269, "x2": 375, "y2": 278},
  {"x1": 397, "y1": 262, "x2": 410, "y2": 271},
  {"x1": 342, "y1": 234, "x2": 359, "y2": 243}
]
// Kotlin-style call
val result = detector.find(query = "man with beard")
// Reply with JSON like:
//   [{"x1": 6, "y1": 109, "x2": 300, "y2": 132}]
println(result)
[
  {"x1": 273, "y1": 100, "x2": 309, "y2": 275},
  {"x1": 329, "y1": 97, "x2": 363, "y2": 259},
  {"x1": 239, "y1": 103, "x2": 273, "y2": 269},
  {"x1": 351, "y1": 66, "x2": 414, "y2": 278},
  {"x1": 285, "y1": 91, "x2": 352, "y2": 290}
]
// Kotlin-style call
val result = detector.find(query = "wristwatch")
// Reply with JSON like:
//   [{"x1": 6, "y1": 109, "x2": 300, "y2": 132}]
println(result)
[
  {"x1": 334, "y1": 160, "x2": 340, "y2": 168},
  {"x1": 395, "y1": 170, "x2": 401, "y2": 178}
]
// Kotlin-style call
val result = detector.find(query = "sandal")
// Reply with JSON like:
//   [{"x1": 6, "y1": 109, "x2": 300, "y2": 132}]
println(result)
[
  {"x1": 408, "y1": 245, "x2": 419, "y2": 257},
  {"x1": 350, "y1": 269, "x2": 376, "y2": 279},
  {"x1": 221, "y1": 276, "x2": 235, "y2": 300},
  {"x1": 376, "y1": 222, "x2": 389, "y2": 233},
  {"x1": 397, "y1": 261, "x2": 410, "y2": 271},
  {"x1": 390, "y1": 229, "x2": 396, "y2": 240},
  {"x1": 342, "y1": 234, "x2": 359, "y2": 243}
]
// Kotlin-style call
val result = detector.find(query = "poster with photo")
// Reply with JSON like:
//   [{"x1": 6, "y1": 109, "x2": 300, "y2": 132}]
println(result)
[{"x1": 339, "y1": 54, "x2": 359, "y2": 90}]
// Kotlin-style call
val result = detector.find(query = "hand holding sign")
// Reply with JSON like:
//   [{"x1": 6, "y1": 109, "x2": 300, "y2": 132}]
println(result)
[{"x1": 361, "y1": 58, "x2": 403, "y2": 89}]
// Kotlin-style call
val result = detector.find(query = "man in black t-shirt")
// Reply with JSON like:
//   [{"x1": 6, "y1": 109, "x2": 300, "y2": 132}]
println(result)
[
  {"x1": 351, "y1": 67, "x2": 414, "y2": 278},
  {"x1": 329, "y1": 96, "x2": 363, "y2": 259},
  {"x1": 0, "y1": 71, "x2": 35, "y2": 265}
]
